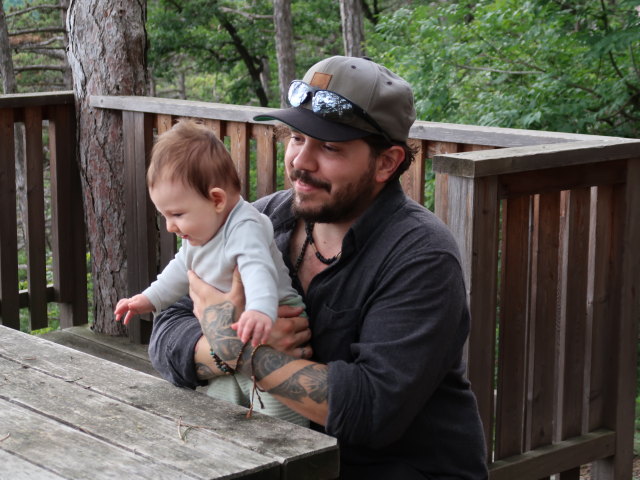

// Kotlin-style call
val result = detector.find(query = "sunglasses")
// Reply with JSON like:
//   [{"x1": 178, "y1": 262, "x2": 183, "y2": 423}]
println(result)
[{"x1": 287, "y1": 80, "x2": 391, "y2": 142}]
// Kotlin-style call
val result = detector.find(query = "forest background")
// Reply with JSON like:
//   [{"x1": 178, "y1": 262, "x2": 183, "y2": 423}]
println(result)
[
  {"x1": 1, "y1": 0, "x2": 640, "y2": 460},
  {"x1": 3, "y1": 0, "x2": 639, "y2": 138}
]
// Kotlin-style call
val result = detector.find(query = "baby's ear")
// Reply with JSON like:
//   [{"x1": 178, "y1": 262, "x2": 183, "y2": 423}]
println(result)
[{"x1": 208, "y1": 187, "x2": 227, "y2": 212}]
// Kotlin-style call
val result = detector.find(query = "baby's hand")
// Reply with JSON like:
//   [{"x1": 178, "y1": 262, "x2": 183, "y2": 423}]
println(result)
[
  {"x1": 114, "y1": 294, "x2": 154, "y2": 326},
  {"x1": 233, "y1": 310, "x2": 272, "y2": 346}
]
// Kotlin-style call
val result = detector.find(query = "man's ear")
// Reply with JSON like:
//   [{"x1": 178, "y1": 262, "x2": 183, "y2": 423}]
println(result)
[
  {"x1": 375, "y1": 146, "x2": 405, "y2": 183},
  {"x1": 208, "y1": 187, "x2": 227, "y2": 212}
]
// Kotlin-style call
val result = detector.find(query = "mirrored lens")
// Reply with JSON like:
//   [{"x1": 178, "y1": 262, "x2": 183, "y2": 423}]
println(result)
[
  {"x1": 312, "y1": 91, "x2": 355, "y2": 121},
  {"x1": 288, "y1": 81, "x2": 312, "y2": 107}
]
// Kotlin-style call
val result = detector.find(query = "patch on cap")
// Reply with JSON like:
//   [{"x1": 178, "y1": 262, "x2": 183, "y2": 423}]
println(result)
[{"x1": 309, "y1": 72, "x2": 332, "y2": 90}]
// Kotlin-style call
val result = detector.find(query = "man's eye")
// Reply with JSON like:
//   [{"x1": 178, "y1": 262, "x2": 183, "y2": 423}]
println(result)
[{"x1": 323, "y1": 143, "x2": 339, "y2": 152}]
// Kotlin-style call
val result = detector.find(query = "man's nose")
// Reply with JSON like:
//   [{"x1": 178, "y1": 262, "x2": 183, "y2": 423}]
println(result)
[{"x1": 290, "y1": 143, "x2": 317, "y2": 171}]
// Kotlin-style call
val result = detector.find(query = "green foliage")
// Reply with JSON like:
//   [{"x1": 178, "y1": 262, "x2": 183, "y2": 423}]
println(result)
[
  {"x1": 369, "y1": 0, "x2": 640, "y2": 137},
  {"x1": 4, "y1": 0, "x2": 68, "y2": 92}
]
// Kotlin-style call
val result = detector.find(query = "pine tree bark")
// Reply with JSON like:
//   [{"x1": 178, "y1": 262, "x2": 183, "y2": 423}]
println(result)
[
  {"x1": 273, "y1": 0, "x2": 295, "y2": 107},
  {"x1": 340, "y1": 0, "x2": 365, "y2": 57},
  {"x1": 66, "y1": 0, "x2": 147, "y2": 335},
  {"x1": 0, "y1": 3, "x2": 16, "y2": 94}
]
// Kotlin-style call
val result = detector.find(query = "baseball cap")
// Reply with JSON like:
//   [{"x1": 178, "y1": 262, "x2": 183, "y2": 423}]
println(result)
[{"x1": 253, "y1": 56, "x2": 416, "y2": 143}]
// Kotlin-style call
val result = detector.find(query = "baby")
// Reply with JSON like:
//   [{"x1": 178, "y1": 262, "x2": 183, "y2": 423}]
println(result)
[{"x1": 114, "y1": 119, "x2": 307, "y2": 425}]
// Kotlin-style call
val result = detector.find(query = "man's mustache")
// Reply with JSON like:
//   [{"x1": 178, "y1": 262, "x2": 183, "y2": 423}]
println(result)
[{"x1": 289, "y1": 169, "x2": 331, "y2": 192}]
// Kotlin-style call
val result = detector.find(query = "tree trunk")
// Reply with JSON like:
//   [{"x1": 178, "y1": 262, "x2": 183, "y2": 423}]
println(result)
[
  {"x1": 0, "y1": 3, "x2": 16, "y2": 94},
  {"x1": 58, "y1": 0, "x2": 73, "y2": 89},
  {"x1": 1, "y1": 3, "x2": 28, "y2": 255},
  {"x1": 340, "y1": 0, "x2": 365, "y2": 57},
  {"x1": 273, "y1": 0, "x2": 295, "y2": 107},
  {"x1": 66, "y1": 0, "x2": 147, "y2": 335}
]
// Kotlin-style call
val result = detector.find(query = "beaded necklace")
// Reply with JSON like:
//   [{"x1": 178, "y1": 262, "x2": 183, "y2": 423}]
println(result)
[{"x1": 292, "y1": 222, "x2": 342, "y2": 277}]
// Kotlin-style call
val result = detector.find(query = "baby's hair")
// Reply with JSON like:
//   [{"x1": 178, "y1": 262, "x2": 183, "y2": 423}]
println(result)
[{"x1": 147, "y1": 119, "x2": 241, "y2": 198}]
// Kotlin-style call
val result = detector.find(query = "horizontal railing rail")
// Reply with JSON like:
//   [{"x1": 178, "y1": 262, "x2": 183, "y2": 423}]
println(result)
[{"x1": 0, "y1": 91, "x2": 87, "y2": 332}]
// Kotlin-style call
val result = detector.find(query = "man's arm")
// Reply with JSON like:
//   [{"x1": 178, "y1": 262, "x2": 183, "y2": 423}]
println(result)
[{"x1": 189, "y1": 270, "x2": 329, "y2": 425}]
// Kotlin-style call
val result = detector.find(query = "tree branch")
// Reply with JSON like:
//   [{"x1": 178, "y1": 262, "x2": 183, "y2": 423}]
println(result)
[
  {"x1": 5, "y1": 5, "x2": 66, "y2": 18},
  {"x1": 9, "y1": 27, "x2": 66, "y2": 36},
  {"x1": 15, "y1": 65, "x2": 66, "y2": 72},
  {"x1": 453, "y1": 63, "x2": 540, "y2": 75},
  {"x1": 219, "y1": 7, "x2": 272, "y2": 20}
]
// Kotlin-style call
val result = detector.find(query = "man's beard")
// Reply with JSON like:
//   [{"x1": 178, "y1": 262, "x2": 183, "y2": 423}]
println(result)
[{"x1": 290, "y1": 164, "x2": 377, "y2": 223}]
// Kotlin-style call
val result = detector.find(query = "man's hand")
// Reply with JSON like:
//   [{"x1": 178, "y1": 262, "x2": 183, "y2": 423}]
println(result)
[{"x1": 272, "y1": 305, "x2": 313, "y2": 359}]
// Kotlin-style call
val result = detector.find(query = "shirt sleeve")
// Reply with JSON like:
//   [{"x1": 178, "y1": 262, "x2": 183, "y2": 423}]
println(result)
[
  {"x1": 142, "y1": 246, "x2": 189, "y2": 313},
  {"x1": 325, "y1": 246, "x2": 470, "y2": 448},
  {"x1": 224, "y1": 217, "x2": 279, "y2": 322}
]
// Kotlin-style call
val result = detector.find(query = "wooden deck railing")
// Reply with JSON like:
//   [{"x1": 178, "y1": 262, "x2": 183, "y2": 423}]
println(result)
[
  {"x1": 1, "y1": 91, "x2": 638, "y2": 479},
  {"x1": 0, "y1": 92, "x2": 87, "y2": 332}
]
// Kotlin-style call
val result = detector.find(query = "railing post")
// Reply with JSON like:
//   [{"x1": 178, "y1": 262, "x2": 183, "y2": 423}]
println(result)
[
  {"x1": 0, "y1": 107, "x2": 20, "y2": 328},
  {"x1": 434, "y1": 170, "x2": 500, "y2": 457},
  {"x1": 49, "y1": 103, "x2": 87, "y2": 328},
  {"x1": 122, "y1": 110, "x2": 155, "y2": 344},
  {"x1": 594, "y1": 156, "x2": 640, "y2": 479}
]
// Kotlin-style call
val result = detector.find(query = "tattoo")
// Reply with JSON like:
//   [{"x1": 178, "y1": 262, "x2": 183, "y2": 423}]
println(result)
[
  {"x1": 195, "y1": 362, "x2": 216, "y2": 380},
  {"x1": 251, "y1": 346, "x2": 328, "y2": 405},
  {"x1": 201, "y1": 302, "x2": 241, "y2": 362}
]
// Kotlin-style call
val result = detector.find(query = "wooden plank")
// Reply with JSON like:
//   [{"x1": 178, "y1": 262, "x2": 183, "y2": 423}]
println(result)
[
  {"x1": 0, "y1": 448, "x2": 67, "y2": 480},
  {"x1": 23, "y1": 107, "x2": 48, "y2": 331},
  {"x1": 0, "y1": 357, "x2": 280, "y2": 479},
  {"x1": 156, "y1": 113, "x2": 173, "y2": 134},
  {"x1": 0, "y1": 91, "x2": 74, "y2": 109},
  {"x1": 228, "y1": 121, "x2": 250, "y2": 199},
  {"x1": 0, "y1": 326, "x2": 339, "y2": 479},
  {"x1": 0, "y1": 399, "x2": 205, "y2": 480},
  {"x1": 587, "y1": 185, "x2": 622, "y2": 429},
  {"x1": 40, "y1": 324, "x2": 159, "y2": 377},
  {"x1": 431, "y1": 141, "x2": 459, "y2": 223},
  {"x1": 495, "y1": 195, "x2": 531, "y2": 459},
  {"x1": 122, "y1": 111, "x2": 156, "y2": 344},
  {"x1": 401, "y1": 138, "x2": 425, "y2": 203},
  {"x1": 441, "y1": 174, "x2": 499, "y2": 453},
  {"x1": 586, "y1": 184, "x2": 624, "y2": 480},
  {"x1": 556, "y1": 188, "x2": 590, "y2": 480},
  {"x1": 489, "y1": 429, "x2": 615, "y2": 480},
  {"x1": 433, "y1": 139, "x2": 640, "y2": 178},
  {"x1": 499, "y1": 160, "x2": 626, "y2": 198},
  {"x1": 605, "y1": 157, "x2": 640, "y2": 479},
  {"x1": 525, "y1": 192, "x2": 560, "y2": 458},
  {"x1": 0, "y1": 109, "x2": 20, "y2": 329},
  {"x1": 252, "y1": 124, "x2": 277, "y2": 199},
  {"x1": 49, "y1": 104, "x2": 87, "y2": 328},
  {"x1": 203, "y1": 118, "x2": 224, "y2": 139},
  {"x1": 559, "y1": 188, "x2": 591, "y2": 439},
  {"x1": 155, "y1": 114, "x2": 178, "y2": 271}
]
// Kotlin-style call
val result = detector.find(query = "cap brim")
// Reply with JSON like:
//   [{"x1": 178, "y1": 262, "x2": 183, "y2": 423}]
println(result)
[{"x1": 253, "y1": 107, "x2": 371, "y2": 142}]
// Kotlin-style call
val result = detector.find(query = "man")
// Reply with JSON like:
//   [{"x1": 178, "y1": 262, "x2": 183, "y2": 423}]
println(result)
[{"x1": 149, "y1": 56, "x2": 488, "y2": 479}]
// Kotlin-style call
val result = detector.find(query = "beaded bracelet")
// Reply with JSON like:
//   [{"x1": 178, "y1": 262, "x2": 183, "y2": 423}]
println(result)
[
  {"x1": 210, "y1": 341, "x2": 250, "y2": 376},
  {"x1": 210, "y1": 349, "x2": 234, "y2": 375}
]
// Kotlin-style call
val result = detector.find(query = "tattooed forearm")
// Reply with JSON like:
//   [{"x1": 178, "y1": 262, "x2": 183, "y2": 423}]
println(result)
[
  {"x1": 268, "y1": 364, "x2": 329, "y2": 405},
  {"x1": 195, "y1": 362, "x2": 216, "y2": 380},
  {"x1": 200, "y1": 301, "x2": 241, "y2": 361}
]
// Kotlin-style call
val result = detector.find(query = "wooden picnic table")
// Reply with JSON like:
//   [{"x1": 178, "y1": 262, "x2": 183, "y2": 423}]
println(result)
[{"x1": 0, "y1": 325, "x2": 339, "y2": 479}]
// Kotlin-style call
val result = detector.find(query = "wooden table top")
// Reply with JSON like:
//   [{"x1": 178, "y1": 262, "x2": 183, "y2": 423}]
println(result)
[{"x1": 0, "y1": 325, "x2": 338, "y2": 480}]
